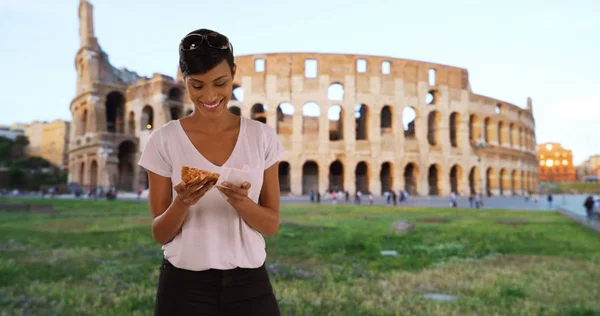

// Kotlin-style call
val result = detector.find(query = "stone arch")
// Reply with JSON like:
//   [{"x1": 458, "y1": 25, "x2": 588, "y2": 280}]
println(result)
[
  {"x1": 355, "y1": 161, "x2": 369, "y2": 193},
  {"x1": 78, "y1": 162, "x2": 85, "y2": 185},
  {"x1": 80, "y1": 109, "x2": 88, "y2": 136},
  {"x1": 302, "y1": 161, "x2": 319, "y2": 194},
  {"x1": 380, "y1": 106, "x2": 393, "y2": 135},
  {"x1": 329, "y1": 160, "x2": 344, "y2": 191},
  {"x1": 251, "y1": 103, "x2": 266, "y2": 123},
  {"x1": 140, "y1": 169, "x2": 149, "y2": 190},
  {"x1": 469, "y1": 114, "x2": 480, "y2": 143},
  {"x1": 232, "y1": 84, "x2": 244, "y2": 101},
  {"x1": 302, "y1": 102, "x2": 320, "y2": 135},
  {"x1": 469, "y1": 166, "x2": 480, "y2": 194},
  {"x1": 518, "y1": 128, "x2": 523, "y2": 148},
  {"x1": 428, "y1": 164, "x2": 441, "y2": 196},
  {"x1": 327, "y1": 82, "x2": 344, "y2": 101},
  {"x1": 521, "y1": 170, "x2": 525, "y2": 194},
  {"x1": 328, "y1": 105, "x2": 343, "y2": 141},
  {"x1": 486, "y1": 167, "x2": 496, "y2": 196},
  {"x1": 278, "y1": 161, "x2": 291, "y2": 194},
  {"x1": 355, "y1": 104, "x2": 369, "y2": 140},
  {"x1": 426, "y1": 90, "x2": 440, "y2": 105},
  {"x1": 380, "y1": 162, "x2": 393, "y2": 194},
  {"x1": 484, "y1": 117, "x2": 495, "y2": 143},
  {"x1": 170, "y1": 106, "x2": 182, "y2": 121},
  {"x1": 277, "y1": 102, "x2": 294, "y2": 134},
  {"x1": 449, "y1": 112, "x2": 460, "y2": 147},
  {"x1": 105, "y1": 91, "x2": 125, "y2": 133},
  {"x1": 511, "y1": 169, "x2": 519, "y2": 195},
  {"x1": 141, "y1": 105, "x2": 154, "y2": 130},
  {"x1": 509, "y1": 123, "x2": 515, "y2": 147},
  {"x1": 404, "y1": 163, "x2": 419, "y2": 195},
  {"x1": 450, "y1": 164, "x2": 462, "y2": 194},
  {"x1": 499, "y1": 168, "x2": 508, "y2": 196},
  {"x1": 118, "y1": 140, "x2": 137, "y2": 191},
  {"x1": 229, "y1": 106, "x2": 241, "y2": 116},
  {"x1": 168, "y1": 87, "x2": 183, "y2": 102},
  {"x1": 128, "y1": 111, "x2": 135, "y2": 133},
  {"x1": 403, "y1": 106, "x2": 417, "y2": 139},
  {"x1": 427, "y1": 111, "x2": 441, "y2": 146},
  {"x1": 90, "y1": 160, "x2": 98, "y2": 189},
  {"x1": 498, "y1": 121, "x2": 506, "y2": 145}
]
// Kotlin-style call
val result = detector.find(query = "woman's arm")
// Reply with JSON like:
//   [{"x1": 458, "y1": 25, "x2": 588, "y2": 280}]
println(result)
[
  {"x1": 218, "y1": 162, "x2": 280, "y2": 236},
  {"x1": 147, "y1": 171, "x2": 214, "y2": 245}
]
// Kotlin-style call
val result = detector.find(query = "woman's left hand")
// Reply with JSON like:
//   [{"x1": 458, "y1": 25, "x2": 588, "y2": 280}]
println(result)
[{"x1": 217, "y1": 182, "x2": 251, "y2": 207}]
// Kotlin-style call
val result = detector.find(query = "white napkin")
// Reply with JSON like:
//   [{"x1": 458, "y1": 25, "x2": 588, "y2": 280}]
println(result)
[{"x1": 214, "y1": 165, "x2": 251, "y2": 200}]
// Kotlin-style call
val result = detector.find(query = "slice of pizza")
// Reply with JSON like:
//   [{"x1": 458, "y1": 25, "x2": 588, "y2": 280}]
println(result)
[{"x1": 181, "y1": 166, "x2": 220, "y2": 186}]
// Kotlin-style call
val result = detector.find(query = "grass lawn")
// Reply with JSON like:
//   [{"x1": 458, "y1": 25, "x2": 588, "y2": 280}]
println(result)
[
  {"x1": 540, "y1": 181, "x2": 600, "y2": 194},
  {"x1": 1, "y1": 198, "x2": 600, "y2": 315}
]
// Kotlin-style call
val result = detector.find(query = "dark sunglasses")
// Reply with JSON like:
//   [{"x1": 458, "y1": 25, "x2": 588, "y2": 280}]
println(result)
[{"x1": 180, "y1": 32, "x2": 231, "y2": 51}]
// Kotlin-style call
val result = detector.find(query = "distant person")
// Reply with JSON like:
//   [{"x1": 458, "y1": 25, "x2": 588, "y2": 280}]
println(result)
[
  {"x1": 476, "y1": 194, "x2": 482, "y2": 209},
  {"x1": 316, "y1": 191, "x2": 321, "y2": 204},
  {"x1": 450, "y1": 192, "x2": 457, "y2": 208},
  {"x1": 583, "y1": 195, "x2": 596, "y2": 225},
  {"x1": 138, "y1": 29, "x2": 282, "y2": 315},
  {"x1": 368, "y1": 192, "x2": 374, "y2": 205},
  {"x1": 547, "y1": 193, "x2": 553, "y2": 209}
]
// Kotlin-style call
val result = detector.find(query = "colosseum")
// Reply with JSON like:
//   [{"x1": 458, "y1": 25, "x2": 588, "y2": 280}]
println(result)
[{"x1": 68, "y1": 0, "x2": 539, "y2": 196}]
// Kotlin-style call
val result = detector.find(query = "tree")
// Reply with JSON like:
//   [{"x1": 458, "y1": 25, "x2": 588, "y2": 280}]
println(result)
[
  {"x1": 13, "y1": 156, "x2": 52, "y2": 170},
  {"x1": 7, "y1": 165, "x2": 27, "y2": 189},
  {"x1": 10, "y1": 135, "x2": 29, "y2": 161},
  {"x1": 0, "y1": 136, "x2": 13, "y2": 166},
  {"x1": 14, "y1": 135, "x2": 29, "y2": 147}
]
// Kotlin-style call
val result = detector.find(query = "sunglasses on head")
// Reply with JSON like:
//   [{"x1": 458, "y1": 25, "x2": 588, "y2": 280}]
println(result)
[{"x1": 180, "y1": 32, "x2": 231, "y2": 51}]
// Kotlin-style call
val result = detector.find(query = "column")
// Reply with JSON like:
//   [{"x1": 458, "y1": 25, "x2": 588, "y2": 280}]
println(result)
[
  {"x1": 318, "y1": 104, "x2": 329, "y2": 153},
  {"x1": 290, "y1": 160, "x2": 302, "y2": 195}
]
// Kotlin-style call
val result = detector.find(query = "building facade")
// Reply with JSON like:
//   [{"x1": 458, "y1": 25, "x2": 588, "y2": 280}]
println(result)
[
  {"x1": 537, "y1": 142, "x2": 576, "y2": 183},
  {"x1": 68, "y1": 0, "x2": 539, "y2": 195},
  {"x1": 25, "y1": 121, "x2": 46, "y2": 157},
  {"x1": 0, "y1": 123, "x2": 25, "y2": 141},
  {"x1": 25, "y1": 120, "x2": 71, "y2": 168},
  {"x1": 578, "y1": 155, "x2": 600, "y2": 179}
]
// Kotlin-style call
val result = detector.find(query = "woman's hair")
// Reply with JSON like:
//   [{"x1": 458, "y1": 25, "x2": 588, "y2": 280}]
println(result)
[{"x1": 179, "y1": 28, "x2": 235, "y2": 77}]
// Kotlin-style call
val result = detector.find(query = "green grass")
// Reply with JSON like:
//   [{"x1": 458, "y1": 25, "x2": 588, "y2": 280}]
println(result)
[
  {"x1": 541, "y1": 181, "x2": 600, "y2": 194},
  {"x1": 1, "y1": 198, "x2": 600, "y2": 315}
]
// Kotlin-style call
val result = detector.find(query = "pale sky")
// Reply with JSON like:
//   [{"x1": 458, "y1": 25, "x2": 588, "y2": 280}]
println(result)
[{"x1": 0, "y1": 0, "x2": 599, "y2": 164}]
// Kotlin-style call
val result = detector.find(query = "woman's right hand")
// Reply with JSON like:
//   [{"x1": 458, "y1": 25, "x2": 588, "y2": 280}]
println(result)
[{"x1": 173, "y1": 178, "x2": 215, "y2": 207}]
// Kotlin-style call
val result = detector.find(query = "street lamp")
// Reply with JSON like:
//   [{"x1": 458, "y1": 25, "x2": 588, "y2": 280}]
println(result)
[{"x1": 474, "y1": 137, "x2": 486, "y2": 196}]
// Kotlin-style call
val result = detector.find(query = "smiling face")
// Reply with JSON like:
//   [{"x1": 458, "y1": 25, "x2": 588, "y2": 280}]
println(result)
[{"x1": 185, "y1": 60, "x2": 236, "y2": 118}]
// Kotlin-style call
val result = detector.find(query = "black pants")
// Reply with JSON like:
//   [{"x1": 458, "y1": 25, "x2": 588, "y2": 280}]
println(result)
[{"x1": 155, "y1": 258, "x2": 281, "y2": 316}]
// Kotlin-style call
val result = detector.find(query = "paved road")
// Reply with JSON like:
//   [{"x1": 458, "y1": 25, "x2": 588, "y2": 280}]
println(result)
[{"x1": 6, "y1": 192, "x2": 591, "y2": 214}]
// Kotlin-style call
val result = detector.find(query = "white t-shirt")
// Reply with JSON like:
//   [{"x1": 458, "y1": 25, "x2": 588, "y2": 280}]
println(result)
[{"x1": 138, "y1": 117, "x2": 286, "y2": 271}]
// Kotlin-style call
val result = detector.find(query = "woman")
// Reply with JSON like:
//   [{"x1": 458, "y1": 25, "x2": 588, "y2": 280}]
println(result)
[{"x1": 138, "y1": 28, "x2": 284, "y2": 315}]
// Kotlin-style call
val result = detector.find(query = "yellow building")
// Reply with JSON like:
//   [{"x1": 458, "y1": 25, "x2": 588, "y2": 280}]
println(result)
[
  {"x1": 537, "y1": 143, "x2": 576, "y2": 183},
  {"x1": 25, "y1": 121, "x2": 45, "y2": 157},
  {"x1": 580, "y1": 155, "x2": 600, "y2": 178},
  {"x1": 25, "y1": 120, "x2": 71, "y2": 168}
]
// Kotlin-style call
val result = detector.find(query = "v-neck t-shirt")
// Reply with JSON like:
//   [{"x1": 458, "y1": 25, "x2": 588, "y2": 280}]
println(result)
[{"x1": 137, "y1": 117, "x2": 286, "y2": 271}]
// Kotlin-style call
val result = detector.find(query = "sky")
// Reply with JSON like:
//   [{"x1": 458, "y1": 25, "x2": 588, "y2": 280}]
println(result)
[{"x1": 0, "y1": 0, "x2": 599, "y2": 164}]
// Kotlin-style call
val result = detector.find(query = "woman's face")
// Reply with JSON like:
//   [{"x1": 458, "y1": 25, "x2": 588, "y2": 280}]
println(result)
[{"x1": 185, "y1": 60, "x2": 236, "y2": 119}]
